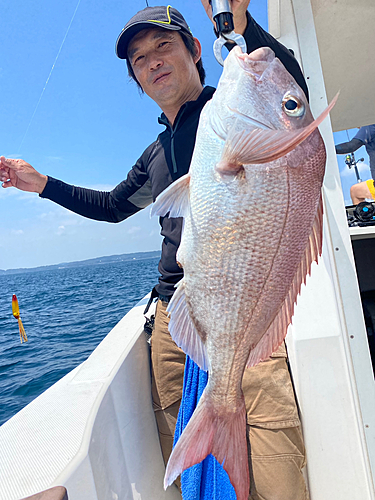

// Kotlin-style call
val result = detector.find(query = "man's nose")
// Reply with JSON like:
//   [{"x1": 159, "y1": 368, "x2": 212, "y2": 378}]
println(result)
[{"x1": 148, "y1": 54, "x2": 163, "y2": 71}]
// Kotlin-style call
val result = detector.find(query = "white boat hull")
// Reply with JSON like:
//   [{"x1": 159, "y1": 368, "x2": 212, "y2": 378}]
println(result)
[{"x1": 0, "y1": 295, "x2": 181, "y2": 500}]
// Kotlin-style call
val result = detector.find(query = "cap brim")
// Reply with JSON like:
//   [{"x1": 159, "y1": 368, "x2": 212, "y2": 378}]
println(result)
[{"x1": 116, "y1": 22, "x2": 182, "y2": 60}]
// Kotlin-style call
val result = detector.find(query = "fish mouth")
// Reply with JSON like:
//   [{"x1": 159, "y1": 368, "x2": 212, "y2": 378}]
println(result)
[
  {"x1": 235, "y1": 46, "x2": 275, "y2": 79},
  {"x1": 229, "y1": 47, "x2": 276, "y2": 131}
]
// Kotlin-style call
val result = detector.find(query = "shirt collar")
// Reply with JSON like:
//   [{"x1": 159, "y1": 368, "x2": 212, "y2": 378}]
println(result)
[{"x1": 158, "y1": 86, "x2": 216, "y2": 128}]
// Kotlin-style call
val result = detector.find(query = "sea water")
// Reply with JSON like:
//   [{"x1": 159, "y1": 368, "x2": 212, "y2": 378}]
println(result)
[{"x1": 0, "y1": 256, "x2": 160, "y2": 426}]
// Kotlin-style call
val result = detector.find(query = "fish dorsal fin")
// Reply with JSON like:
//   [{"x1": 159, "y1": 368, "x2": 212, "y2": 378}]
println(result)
[
  {"x1": 151, "y1": 173, "x2": 191, "y2": 218},
  {"x1": 167, "y1": 279, "x2": 209, "y2": 371},
  {"x1": 247, "y1": 194, "x2": 324, "y2": 366},
  {"x1": 216, "y1": 94, "x2": 338, "y2": 174}
]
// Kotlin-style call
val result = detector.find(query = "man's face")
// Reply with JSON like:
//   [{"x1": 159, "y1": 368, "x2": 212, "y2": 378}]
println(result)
[{"x1": 128, "y1": 28, "x2": 202, "y2": 112}]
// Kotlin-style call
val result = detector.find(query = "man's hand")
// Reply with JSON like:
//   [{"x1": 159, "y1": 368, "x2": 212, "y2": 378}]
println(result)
[
  {"x1": 201, "y1": 0, "x2": 250, "y2": 35},
  {"x1": 0, "y1": 156, "x2": 48, "y2": 194}
]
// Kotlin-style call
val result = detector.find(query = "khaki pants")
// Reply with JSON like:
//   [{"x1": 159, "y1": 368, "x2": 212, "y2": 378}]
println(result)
[{"x1": 151, "y1": 300, "x2": 309, "y2": 500}]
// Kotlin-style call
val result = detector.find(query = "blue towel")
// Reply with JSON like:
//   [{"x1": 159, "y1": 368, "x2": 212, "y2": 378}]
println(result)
[{"x1": 173, "y1": 356, "x2": 237, "y2": 500}]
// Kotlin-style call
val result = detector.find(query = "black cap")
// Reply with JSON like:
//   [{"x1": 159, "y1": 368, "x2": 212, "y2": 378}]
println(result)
[{"x1": 116, "y1": 5, "x2": 191, "y2": 60}]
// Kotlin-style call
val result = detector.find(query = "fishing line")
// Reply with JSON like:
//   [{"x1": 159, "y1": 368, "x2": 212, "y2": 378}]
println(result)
[{"x1": 17, "y1": 0, "x2": 82, "y2": 154}]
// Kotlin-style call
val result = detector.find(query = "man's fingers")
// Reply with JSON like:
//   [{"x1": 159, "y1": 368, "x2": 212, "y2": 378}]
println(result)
[
  {"x1": 200, "y1": 0, "x2": 211, "y2": 12},
  {"x1": 0, "y1": 156, "x2": 46, "y2": 193},
  {"x1": 0, "y1": 156, "x2": 8, "y2": 169},
  {"x1": 0, "y1": 156, "x2": 11, "y2": 165},
  {"x1": 0, "y1": 156, "x2": 18, "y2": 171},
  {"x1": 0, "y1": 172, "x2": 9, "y2": 183},
  {"x1": 200, "y1": 0, "x2": 214, "y2": 24},
  {"x1": 1, "y1": 156, "x2": 26, "y2": 170},
  {"x1": 1, "y1": 179, "x2": 13, "y2": 189}
]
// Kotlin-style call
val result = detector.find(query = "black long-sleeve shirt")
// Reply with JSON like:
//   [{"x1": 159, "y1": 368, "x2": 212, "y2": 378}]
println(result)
[
  {"x1": 335, "y1": 138, "x2": 363, "y2": 155},
  {"x1": 40, "y1": 12, "x2": 309, "y2": 297}
]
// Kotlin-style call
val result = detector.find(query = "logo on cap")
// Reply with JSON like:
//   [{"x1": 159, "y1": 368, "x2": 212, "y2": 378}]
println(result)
[{"x1": 147, "y1": 4, "x2": 173, "y2": 26}]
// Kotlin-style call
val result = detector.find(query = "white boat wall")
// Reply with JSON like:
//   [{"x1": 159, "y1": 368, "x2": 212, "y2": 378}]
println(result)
[
  {"x1": 268, "y1": 0, "x2": 375, "y2": 498},
  {"x1": 0, "y1": 296, "x2": 181, "y2": 500}
]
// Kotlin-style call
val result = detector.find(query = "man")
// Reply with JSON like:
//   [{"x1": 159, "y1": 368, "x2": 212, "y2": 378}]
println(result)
[
  {"x1": 0, "y1": 3, "x2": 309, "y2": 498},
  {"x1": 336, "y1": 124, "x2": 375, "y2": 179},
  {"x1": 336, "y1": 124, "x2": 375, "y2": 205},
  {"x1": 349, "y1": 179, "x2": 375, "y2": 205}
]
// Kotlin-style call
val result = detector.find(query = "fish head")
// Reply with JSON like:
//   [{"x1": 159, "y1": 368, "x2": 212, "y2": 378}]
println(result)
[
  {"x1": 207, "y1": 46, "x2": 337, "y2": 174},
  {"x1": 208, "y1": 45, "x2": 313, "y2": 139}
]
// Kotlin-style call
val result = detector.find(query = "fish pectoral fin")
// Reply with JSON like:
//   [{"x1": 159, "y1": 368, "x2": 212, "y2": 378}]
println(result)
[
  {"x1": 167, "y1": 279, "x2": 209, "y2": 371},
  {"x1": 151, "y1": 173, "x2": 190, "y2": 218},
  {"x1": 247, "y1": 194, "x2": 324, "y2": 367},
  {"x1": 219, "y1": 94, "x2": 338, "y2": 167}
]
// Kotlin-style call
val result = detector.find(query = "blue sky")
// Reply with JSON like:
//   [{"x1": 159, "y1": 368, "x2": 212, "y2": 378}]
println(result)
[
  {"x1": 333, "y1": 129, "x2": 371, "y2": 203},
  {"x1": 0, "y1": 0, "x2": 265, "y2": 270},
  {"x1": 0, "y1": 1, "x2": 365, "y2": 270}
]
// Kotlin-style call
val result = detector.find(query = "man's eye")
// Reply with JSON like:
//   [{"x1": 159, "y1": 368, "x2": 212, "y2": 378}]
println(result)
[
  {"x1": 133, "y1": 55, "x2": 144, "y2": 65},
  {"x1": 158, "y1": 41, "x2": 169, "y2": 48}
]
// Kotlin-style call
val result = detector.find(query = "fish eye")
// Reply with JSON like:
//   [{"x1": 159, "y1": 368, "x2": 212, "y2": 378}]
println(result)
[{"x1": 282, "y1": 94, "x2": 305, "y2": 117}]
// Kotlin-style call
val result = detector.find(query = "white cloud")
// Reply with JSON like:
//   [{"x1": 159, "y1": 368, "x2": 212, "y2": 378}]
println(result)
[
  {"x1": 61, "y1": 217, "x2": 83, "y2": 227},
  {"x1": 39, "y1": 211, "x2": 54, "y2": 219},
  {"x1": 6, "y1": 154, "x2": 22, "y2": 159},
  {"x1": 0, "y1": 188, "x2": 40, "y2": 208},
  {"x1": 0, "y1": 187, "x2": 28, "y2": 199},
  {"x1": 127, "y1": 226, "x2": 141, "y2": 235},
  {"x1": 0, "y1": 194, "x2": 162, "y2": 269},
  {"x1": 339, "y1": 162, "x2": 371, "y2": 179},
  {"x1": 11, "y1": 229, "x2": 24, "y2": 235},
  {"x1": 46, "y1": 156, "x2": 63, "y2": 162},
  {"x1": 84, "y1": 183, "x2": 116, "y2": 191},
  {"x1": 39, "y1": 208, "x2": 83, "y2": 225}
]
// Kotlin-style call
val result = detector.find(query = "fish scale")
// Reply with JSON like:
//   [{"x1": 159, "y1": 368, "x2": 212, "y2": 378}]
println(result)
[{"x1": 152, "y1": 45, "x2": 336, "y2": 500}]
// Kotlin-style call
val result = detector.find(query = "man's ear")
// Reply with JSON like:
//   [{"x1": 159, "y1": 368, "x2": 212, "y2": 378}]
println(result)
[{"x1": 193, "y1": 38, "x2": 202, "y2": 63}]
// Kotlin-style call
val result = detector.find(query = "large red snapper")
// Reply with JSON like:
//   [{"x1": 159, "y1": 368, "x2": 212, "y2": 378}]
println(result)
[{"x1": 152, "y1": 46, "x2": 336, "y2": 500}]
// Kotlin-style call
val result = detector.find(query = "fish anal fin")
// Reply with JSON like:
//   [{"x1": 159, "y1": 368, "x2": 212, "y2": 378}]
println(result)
[
  {"x1": 247, "y1": 194, "x2": 324, "y2": 367},
  {"x1": 164, "y1": 392, "x2": 250, "y2": 500},
  {"x1": 151, "y1": 173, "x2": 190, "y2": 218},
  {"x1": 167, "y1": 280, "x2": 209, "y2": 371}
]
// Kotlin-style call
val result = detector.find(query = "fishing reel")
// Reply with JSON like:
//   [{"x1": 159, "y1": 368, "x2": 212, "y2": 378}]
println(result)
[
  {"x1": 346, "y1": 201, "x2": 375, "y2": 227},
  {"x1": 354, "y1": 202, "x2": 375, "y2": 223},
  {"x1": 345, "y1": 153, "x2": 364, "y2": 169},
  {"x1": 345, "y1": 152, "x2": 364, "y2": 184}
]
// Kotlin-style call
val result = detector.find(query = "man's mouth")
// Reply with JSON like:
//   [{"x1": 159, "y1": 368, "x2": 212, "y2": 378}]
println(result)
[{"x1": 153, "y1": 72, "x2": 171, "y2": 84}]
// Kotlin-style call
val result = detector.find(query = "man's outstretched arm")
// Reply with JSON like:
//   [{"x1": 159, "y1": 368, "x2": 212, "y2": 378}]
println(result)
[
  {"x1": 0, "y1": 152, "x2": 153, "y2": 223},
  {"x1": 335, "y1": 138, "x2": 364, "y2": 155}
]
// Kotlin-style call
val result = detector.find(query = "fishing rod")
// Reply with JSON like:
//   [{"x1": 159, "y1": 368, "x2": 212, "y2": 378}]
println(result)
[{"x1": 345, "y1": 152, "x2": 364, "y2": 183}]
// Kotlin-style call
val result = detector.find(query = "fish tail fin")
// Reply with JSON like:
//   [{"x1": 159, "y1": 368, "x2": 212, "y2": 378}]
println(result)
[{"x1": 164, "y1": 391, "x2": 249, "y2": 500}]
